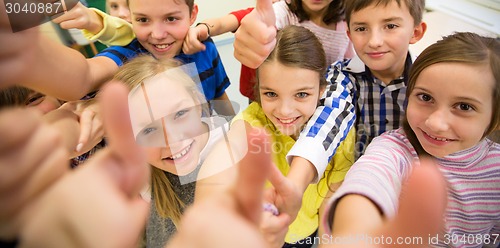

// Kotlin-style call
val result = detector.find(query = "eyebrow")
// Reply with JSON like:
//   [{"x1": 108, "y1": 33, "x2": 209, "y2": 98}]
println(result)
[
  {"x1": 351, "y1": 16, "x2": 404, "y2": 26},
  {"x1": 132, "y1": 10, "x2": 182, "y2": 17},
  {"x1": 413, "y1": 87, "x2": 484, "y2": 105},
  {"x1": 259, "y1": 86, "x2": 316, "y2": 91}
]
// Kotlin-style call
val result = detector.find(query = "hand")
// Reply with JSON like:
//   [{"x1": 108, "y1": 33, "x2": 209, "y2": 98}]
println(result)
[
  {"x1": 319, "y1": 159, "x2": 447, "y2": 247},
  {"x1": 18, "y1": 82, "x2": 149, "y2": 248},
  {"x1": 51, "y1": 1, "x2": 103, "y2": 34},
  {"x1": 0, "y1": 108, "x2": 69, "y2": 240},
  {"x1": 167, "y1": 129, "x2": 272, "y2": 248},
  {"x1": 61, "y1": 100, "x2": 104, "y2": 156},
  {"x1": 233, "y1": 0, "x2": 276, "y2": 69},
  {"x1": 0, "y1": 0, "x2": 40, "y2": 87},
  {"x1": 182, "y1": 25, "x2": 209, "y2": 55},
  {"x1": 265, "y1": 163, "x2": 302, "y2": 223}
]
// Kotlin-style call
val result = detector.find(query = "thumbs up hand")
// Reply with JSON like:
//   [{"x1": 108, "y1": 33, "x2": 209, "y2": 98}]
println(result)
[{"x1": 233, "y1": 0, "x2": 277, "y2": 69}]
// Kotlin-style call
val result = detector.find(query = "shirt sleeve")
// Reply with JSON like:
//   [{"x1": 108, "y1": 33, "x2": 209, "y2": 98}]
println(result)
[
  {"x1": 321, "y1": 133, "x2": 415, "y2": 234},
  {"x1": 205, "y1": 39, "x2": 230, "y2": 99},
  {"x1": 287, "y1": 60, "x2": 356, "y2": 182},
  {"x1": 82, "y1": 8, "x2": 135, "y2": 46},
  {"x1": 230, "y1": 7, "x2": 254, "y2": 24}
]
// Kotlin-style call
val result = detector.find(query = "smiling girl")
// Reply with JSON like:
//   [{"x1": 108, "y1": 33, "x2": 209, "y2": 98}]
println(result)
[
  {"x1": 114, "y1": 55, "x2": 230, "y2": 247},
  {"x1": 323, "y1": 32, "x2": 500, "y2": 247}
]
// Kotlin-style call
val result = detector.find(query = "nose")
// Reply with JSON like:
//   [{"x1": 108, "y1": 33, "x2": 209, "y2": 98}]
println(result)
[
  {"x1": 119, "y1": 7, "x2": 130, "y2": 21},
  {"x1": 151, "y1": 23, "x2": 168, "y2": 40},
  {"x1": 277, "y1": 99, "x2": 294, "y2": 117},
  {"x1": 368, "y1": 30, "x2": 383, "y2": 48},
  {"x1": 425, "y1": 109, "x2": 450, "y2": 133}
]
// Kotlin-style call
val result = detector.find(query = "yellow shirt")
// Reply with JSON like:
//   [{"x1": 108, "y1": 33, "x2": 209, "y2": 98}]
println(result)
[
  {"x1": 234, "y1": 102, "x2": 355, "y2": 243},
  {"x1": 82, "y1": 8, "x2": 135, "y2": 46}
]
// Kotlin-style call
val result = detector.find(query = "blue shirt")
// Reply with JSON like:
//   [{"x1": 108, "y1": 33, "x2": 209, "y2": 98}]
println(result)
[{"x1": 96, "y1": 37, "x2": 230, "y2": 101}]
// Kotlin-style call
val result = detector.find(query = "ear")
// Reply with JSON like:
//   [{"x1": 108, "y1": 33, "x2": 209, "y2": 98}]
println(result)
[
  {"x1": 409, "y1": 21, "x2": 427, "y2": 44},
  {"x1": 190, "y1": 4, "x2": 198, "y2": 26},
  {"x1": 347, "y1": 28, "x2": 351, "y2": 40}
]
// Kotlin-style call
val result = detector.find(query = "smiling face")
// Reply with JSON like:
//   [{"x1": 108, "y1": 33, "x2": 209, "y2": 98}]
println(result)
[
  {"x1": 258, "y1": 61, "x2": 322, "y2": 139},
  {"x1": 107, "y1": 0, "x2": 131, "y2": 23},
  {"x1": 128, "y1": 71, "x2": 209, "y2": 176},
  {"x1": 129, "y1": 0, "x2": 197, "y2": 59},
  {"x1": 406, "y1": 62, "x2": 495, "y2": 157},
  {"x1": 347, "y1": 1, "x2": 425, "y2": 83}
]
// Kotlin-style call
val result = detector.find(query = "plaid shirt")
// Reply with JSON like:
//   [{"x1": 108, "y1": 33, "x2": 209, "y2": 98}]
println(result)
[{"x1": 288, "y1": 53, "x2": 412, "y2": 169}]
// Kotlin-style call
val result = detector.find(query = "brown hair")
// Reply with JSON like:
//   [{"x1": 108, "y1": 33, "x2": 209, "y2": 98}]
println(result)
[
  {"x1": 127, "y1": 0, "x2": 195, "y2": 13},
  {"x1": 255, "y1": 25, "x2": 327, "y2": 102},
  {"x1": 0, "y1": 86, "x2": 34, "y2": 109},
  {"x1": 287, "y1": 0, "x2": 345, "y2": 25},
  {"x1": 403, "y1": 32, "x2": 500, "y2": 155},
  {"x1": 114, "y1": 55, "x2": 206, "y2": 226},
  {"x1": 345, "y1": 0, "x2": 425, "y2": 27}
]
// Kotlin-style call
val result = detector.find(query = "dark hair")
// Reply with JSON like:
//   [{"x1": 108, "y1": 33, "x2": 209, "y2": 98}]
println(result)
[
  {"x1": 0, "y1": 86, "x2": 34, "y2": 110},
  {"x1": 403, "y1": 32, "x2": 500, "y2": 155},
  {"x1": 288, "y1": 0, "x2": 345, "y2": 25},
  {"x1": 345, "y1": 0, "x2": 425, "y2": 27},
  {"x1": 255, "y1": 25, "x2": 327, "y2": 101}
]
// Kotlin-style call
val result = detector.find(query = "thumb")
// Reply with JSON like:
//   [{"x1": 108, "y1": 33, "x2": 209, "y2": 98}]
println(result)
[
  {"x1": 233, "y1": 128, "x2": 272, "y2": 224},
  {"x1": 255, "y1": 0, "x2": 276, "y2": 28},
  {"x1": 376, "y1": 158, "x2": 447, "y2": 246},
  {"x1": 267, "y1": 160, "x2": 290, "y2": 196},
  {"x1": 98, "y1": 81, "x2": 147, "y2": 196}
]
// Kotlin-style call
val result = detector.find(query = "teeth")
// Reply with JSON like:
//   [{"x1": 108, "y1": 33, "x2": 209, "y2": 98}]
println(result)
[
  {"x1": 154, "y1": 44, "x2": 169, "y2": 49},
  {"x1": 168, "y1": 144, "x2": 191, "y2": 160},
  {"x1": 427, "y1": 132, "x2": 450, "y2": 141},
  {"x1": 279, "y1": 117, "x2": 297, "y2": 124}
]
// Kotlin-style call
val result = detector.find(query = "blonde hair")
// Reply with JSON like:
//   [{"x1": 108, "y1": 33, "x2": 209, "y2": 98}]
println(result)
[{"x1": 114, "y1": 55, "x2": 206, "y2": 226}]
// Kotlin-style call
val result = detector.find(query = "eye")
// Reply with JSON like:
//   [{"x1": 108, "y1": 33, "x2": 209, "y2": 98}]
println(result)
[
  {"x1": 109, "y1": 3, "x2": 118, "y2": 9},
  {"x1": 142, "y1": 127, "x2": 157, "y2": 135},
  {"x1": 263, "y1": 92, "x2": 277, "y2": 98},
  {"x1": 457, "y1": 103, "x2": 474, "y2": 111},
  {"x1": 174, "y1": 109, "x2": 189, "y2": 119},
  {"x1": 166, "y1": 17, "x2": 178, "y2": 22},
  {"x1": 353, "y1": 26, "x2": 366, "y2": 32},
  {"x1": 416, "y1": 93, "x2": 432, "y2": 102},
  {"x1": 295, "y1": 92, "x2": 309, "y2": 98},
  {"x1": 135, "y1": 17, "x2": 148, "y2": 23},
  {"x1": 25, "y1": 93, "x2": 45, "y2": 107},
  {"x1": 386, "y1": 23, "x2": 398, "y2": 29}
]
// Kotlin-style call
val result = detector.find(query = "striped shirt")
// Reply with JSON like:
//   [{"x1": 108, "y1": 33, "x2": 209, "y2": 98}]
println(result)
[
  {"x1": 322, "y1": 128, "x2": 500, "y2": 248},
  {"x1": 95, "y1": 38, "x2": 230, "y2": 101},
  {"x1": 288, "y1": 54, "x2": 412, "y2": 177}
]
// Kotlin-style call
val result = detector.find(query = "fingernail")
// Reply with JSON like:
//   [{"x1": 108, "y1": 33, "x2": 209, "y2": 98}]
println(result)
[{"x1": 76, "y1": 143, "x2": 83, "y2": 152}]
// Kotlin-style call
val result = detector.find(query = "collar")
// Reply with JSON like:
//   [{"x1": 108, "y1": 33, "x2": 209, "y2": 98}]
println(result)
[{"x1": 344, "y1": 52, "x2": 416, "y2": 75}]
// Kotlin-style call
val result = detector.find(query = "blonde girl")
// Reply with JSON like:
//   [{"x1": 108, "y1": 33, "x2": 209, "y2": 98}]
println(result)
[{"x1": 114, "y1": 55, "x2": 229, "y2": 248}]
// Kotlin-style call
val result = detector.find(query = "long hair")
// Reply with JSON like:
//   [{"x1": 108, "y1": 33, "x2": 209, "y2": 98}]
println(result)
[
  {"x1": 403, "y1": 32, "x2": 500, "y2": 155},
  {"x1": 288, "y1": 0, "x2": 345, "y2": 25},
  {"x1": 113, "y1": 55, "x2": 206, "y2": 226},
  {"x1": 255, "y1": 25, "x2": 327, "y2": 102}
]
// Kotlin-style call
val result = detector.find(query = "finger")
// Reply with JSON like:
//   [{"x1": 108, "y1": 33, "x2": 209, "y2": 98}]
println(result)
[
  {"x1": 376, "y1": 158, "x2": 447, "y2": 244},
  {"x1": 98, "y1": 81, "x2": 147, "y2": 196},
  {"x1": 255, "y1": 0, "x2": 276, "y2": 28},
  {"x1": 267, "y1": 160, "x2": 290, "y2": 195},
  {"x1": 77, "y1": 109, "x2": 95, "y2": 152},
  {"x1": 233, "y1": 128, "x2": 272, "y2": 224}
]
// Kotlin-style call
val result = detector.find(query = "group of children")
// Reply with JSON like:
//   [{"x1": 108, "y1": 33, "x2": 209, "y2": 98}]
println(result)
[{"x1": 0, "y1": 0, "x2": 498, "y2": 247}]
